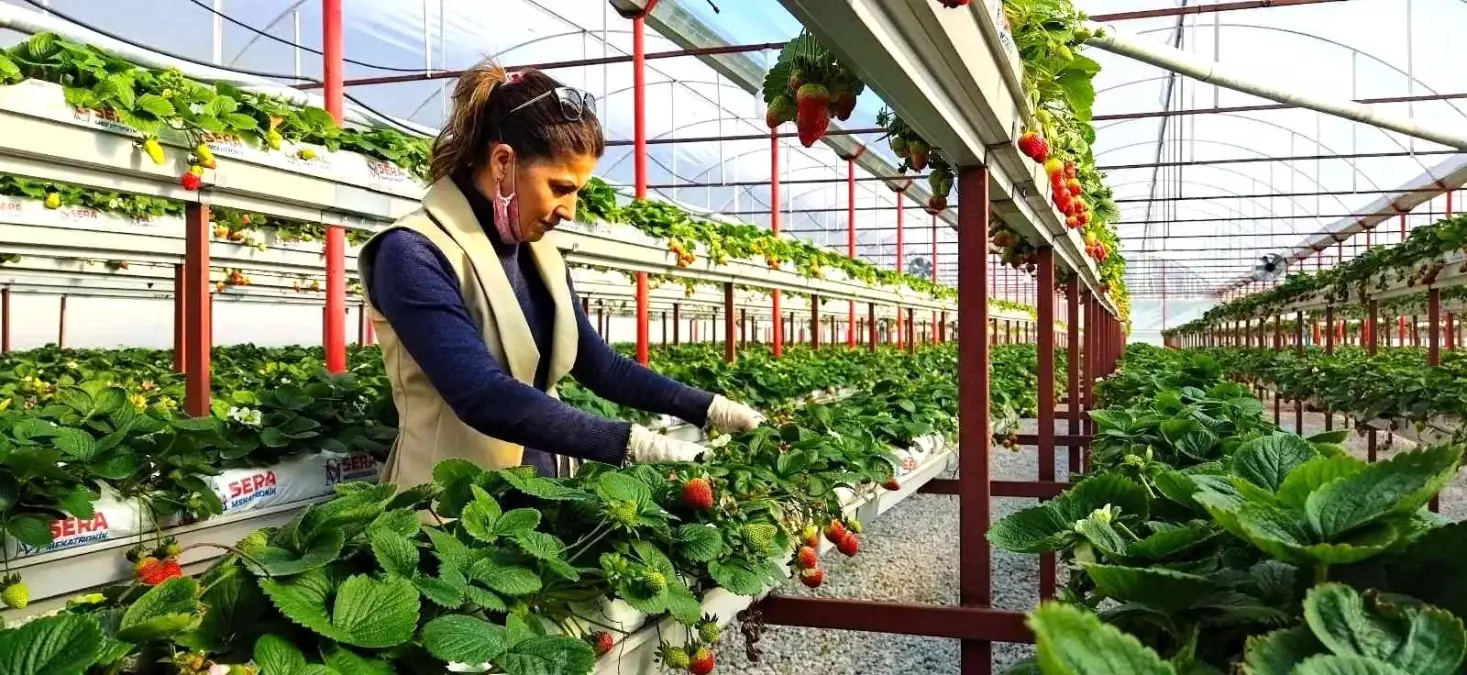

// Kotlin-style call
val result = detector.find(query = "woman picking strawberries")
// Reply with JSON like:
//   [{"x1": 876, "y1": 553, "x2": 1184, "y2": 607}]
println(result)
[{"x1": 360, "y1": 60, "x2": 763, "y2": 483}]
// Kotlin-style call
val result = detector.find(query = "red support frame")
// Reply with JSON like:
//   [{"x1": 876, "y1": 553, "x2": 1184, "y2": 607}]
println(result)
[
  {"x1": 770, "y1": 132, "x2": 784, "y2": 359},
  {"x1": 1428, "y1": 288, "x2": 1442, "y2": 513},
  {"x1": 173, "y1": 264, "x2": 185, "y2": 372},
  {"x1": 894, "y1": 188, "x2": 906, "y2": 350},
  {"x1": 1066, "y1": 279, "x2": 1081, "y2": 476},
  {"x1": 57, "y1": 295, "x2": 67, "y2": 348},
  {"x1": 1035, "y1": 249, "x2": 1057, "y2": 600},
  {"x1": 723, "y1": 282, "x2": 736, "y2": 363},
  {"x1": 184, "y1": 203, "x2": 212, "y2": 417},
  {"x1": 956, "y1": 165, "x2": 994, "y2": 673},
  {"x1": 321, "y1": 0, "x2": 347, "y2": 373},
  {"x1": 0, "y1": 287, "x2": 9, "y2": 353},
  {"x1": 1324, "y1": 304, "x2": 1335, "y2": 431},
  {"x1": 810, "y1": 295, "x2": 821, "y2": 350}
]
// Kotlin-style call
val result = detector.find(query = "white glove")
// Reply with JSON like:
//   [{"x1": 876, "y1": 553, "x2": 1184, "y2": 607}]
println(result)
[
  {"x1": 626, "y1": 424, "x2": 707, "y2": 464},
  {"x1": 706, "y1": 395, "x2": 765, "y2": 433}
]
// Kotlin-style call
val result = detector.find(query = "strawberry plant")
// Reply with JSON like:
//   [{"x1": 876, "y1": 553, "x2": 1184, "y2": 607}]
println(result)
[{"x1": 996, "y1": 344, "x2": 1467, "y2": 674}]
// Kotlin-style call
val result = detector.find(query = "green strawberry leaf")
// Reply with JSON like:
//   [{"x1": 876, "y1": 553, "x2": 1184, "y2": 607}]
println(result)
[
  {"x1": 117, "y1": 577, "x2": 203, "y2": 642},
  {"x1": 421, "y1": 614, "x2": 509, "y2": 665},
  {"x1": 0, "y1": 614, "x2": 104, "y2": 675},
  {"x1": 1029, "y1": 602, "x2": 1176, "y2": 675},
  {"x1": 1232, "y1": 433, "x2": 1317, "y2": 493}
]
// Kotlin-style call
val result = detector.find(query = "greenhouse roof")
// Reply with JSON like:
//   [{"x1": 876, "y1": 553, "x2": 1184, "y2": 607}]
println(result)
[{"x1": 3, "y1": 0, "x2": 1463, "y2": 343}]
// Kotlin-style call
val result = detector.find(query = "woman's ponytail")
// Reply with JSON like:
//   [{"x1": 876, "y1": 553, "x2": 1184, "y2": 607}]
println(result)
[
  {"x1": 427, "y1": 58, "x2": 604, "y2": 183},
  {"x1": 429, "y1": 60, "x2": 508, "y2": 182}
]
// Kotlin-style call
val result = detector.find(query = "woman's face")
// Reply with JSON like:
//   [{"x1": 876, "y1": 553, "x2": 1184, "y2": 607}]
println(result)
[{"x1": 485, "y1": 145, "x2": 598, "y2": 242}]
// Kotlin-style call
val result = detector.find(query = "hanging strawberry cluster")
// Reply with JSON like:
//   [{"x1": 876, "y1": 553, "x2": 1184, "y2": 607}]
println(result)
[
  {"x1": 762, "y1": 31, "x2": 866, "y2": 148},
  {"x1": 991, "y1": 223, "x2": 1041, "y2": 273},
  {"x1": 1040, "y1": 158, "x2": 1085, "y2": 230},
  {"x1": 877, "y1": 107, "x2": 934, "y2": 172},
  {"x1": 925, "y1": 153, "x2": 955, "y2": 213}
]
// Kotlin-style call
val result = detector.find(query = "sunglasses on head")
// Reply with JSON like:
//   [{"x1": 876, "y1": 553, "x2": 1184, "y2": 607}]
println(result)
[{"x1": 505, "y1": 86, "x2": 598, "y2": 122}]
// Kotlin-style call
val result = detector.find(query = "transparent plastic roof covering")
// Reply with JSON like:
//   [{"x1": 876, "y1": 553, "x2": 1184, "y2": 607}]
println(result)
[
  {"x1": 1076, "y1": 0, "x2": 1465, "y2": 340},
  {"x1": 2, "y1": 0, "x2": 1461, "y2": 342},
  {"x1": 0, "y1": 0, "x2": 956, "y2": 286}
]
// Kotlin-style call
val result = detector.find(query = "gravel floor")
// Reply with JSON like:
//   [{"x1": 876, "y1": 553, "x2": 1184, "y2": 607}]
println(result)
[
  {"x1": 710, "y1": 403, "x2": 1466, "y2": 674},
  {"x1": 711, "y1": 416, "x2": 1072, "y2": 675}
]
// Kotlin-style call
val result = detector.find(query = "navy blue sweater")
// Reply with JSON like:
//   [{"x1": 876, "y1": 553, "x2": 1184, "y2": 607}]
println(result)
[{"x1": 364, "y1": 176, "x2": 714, "y2": 475}]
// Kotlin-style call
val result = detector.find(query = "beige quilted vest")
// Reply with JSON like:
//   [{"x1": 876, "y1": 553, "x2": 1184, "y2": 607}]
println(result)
[{"x1": 360, "y1": 178, "x2": 579, "y2": 487}]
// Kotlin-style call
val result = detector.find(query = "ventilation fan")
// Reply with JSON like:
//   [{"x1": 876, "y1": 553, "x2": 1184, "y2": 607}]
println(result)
[{"x1": 1252, "y1": 253, "x2": 1287, "y2": 282}]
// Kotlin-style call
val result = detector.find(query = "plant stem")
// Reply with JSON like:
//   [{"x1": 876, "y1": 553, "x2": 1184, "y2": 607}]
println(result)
[
  {"x1": 1314, "y1": 563, "x2": 1329, "y2": 585},
  {"x1": 179, "y1": 542, "x2": 274, "y2": 579}
]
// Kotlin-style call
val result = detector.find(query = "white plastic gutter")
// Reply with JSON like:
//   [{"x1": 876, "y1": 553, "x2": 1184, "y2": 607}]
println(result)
[
  {"x1": 0, "y1": 2, "x2": 438, "y2": 136},
  {"x1": 1085, "y1": 22, "x2": 1467, "y2": 151}
]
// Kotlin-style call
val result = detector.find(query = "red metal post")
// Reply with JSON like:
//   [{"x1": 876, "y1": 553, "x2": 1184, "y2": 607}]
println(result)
[
  {"x1": 848, "y1": 158, "x2": 858, "y2": 348},
  {"x1": 321, "y1": 0, "x2": 347, "y2": 373},
  {"x1": 57, "y1": 294, "x2": 66, "y2": 348},
  {"x1": 895, "y1": 191, "x2": 905, "y2": 350},
  {"x1": 184, "y1": 203, "x2": 212, "y2": 417},
  {"x1": 631, "y1": 8, "x2": 652, "y2": 365},
  {"x1": 868, "y1": 304, "x2": 877, "y2": 352},
  {"x1": 810, "y1": 295, "x2": 821, "y2": 350},
  {"x1": 672, "y1": 303, "x2": 681, "y2": 344},
  {"x1": 723, "y1": 283, "x2": 736, "y2": 363},
  {"x1": 771, "y1": 133, "x2": 783, "y2": 359},
  {"x1": 1447, "y1": 313, "x2": 1456, "y2": 351},
  {"x1": 1035, "y1": 249, "x2": 1056, "y2": 600},
  {"x1": 1273, "y1": 315, "x2": 1282, "y2": 425},
  {"x1": 173, "y1": 265, "x2": 185, "y2": 372},
  {"x1": 1065, "y1": 280, "x2": 1080, "y2": 476},
  {"x1": 661, "y1": 311, "x2": 668, "y2": 346},
  {"x1": 1428, "y1": 288, "x2": 1441, "y2": 512},
  {"x1": 0, "y1": 287, "x2": 9, "y2": 353},
  {"x1": 1367, "y1": 299, "x2": 1379, "y2": 462},
  {"x1": 957, "y1": 166, "x2": 993, "y2": 674}
]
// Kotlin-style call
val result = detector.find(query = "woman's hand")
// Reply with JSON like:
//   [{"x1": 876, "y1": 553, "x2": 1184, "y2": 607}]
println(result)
[
  {"x1": 626, "y1": 424, "x2": 708, "y2": 464},
  {"x1": 706, "y1": 395, "x2": 765, "y2": 433}
]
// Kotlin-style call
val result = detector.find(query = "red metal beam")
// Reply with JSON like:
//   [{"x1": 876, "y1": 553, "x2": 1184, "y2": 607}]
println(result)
[
  {"x1": 173, "y1": 264, "x2": 185, "y2": 373},
  {"x1": 1065, "y1": 279, "x2": 1081, "y2": 476},
  {"x1": 0, "y1": 287, "x2": 9, "y2": 353},
  {"x1": 957, "y1": 165, "x2": 993, "y2": 674},
  {"x1": 1090, "y1": 0, "x2": 1344, "y2": 22},
  {"x1": 322, "y1": 0, "x2": 347, "y2": 374},
  {"x1": 810, "y1": 295, "x2": 821, "y2": 350},
  {"x1": 1035, "y1": 249, "x2": 1057, "y2": 599},
  {"x1": 300, "y1": 41, "x2": 787, "y2": 89},
  {"x1": 184, "y1": 203, "x2": 212, "y2": 417},
  {"x1": 757, "y1": 596, "x2": 1032, "y2": 644},
  {"x1": 848, "y1": 158, "x2": 858, "y2": 349},
  {"x1": 651, "y1": 174, "x2": 927, "y2": 191},
  {"x1": 57, "y1": 294, "x2": 66, "y2": 348},
  {"x1": 606, "y1": 126, "x2": 881, "y2": 147},
  {"x1": 723, "y1": 282, "x2": 735, "y2": 363},
  {"x1": 1095, "y1": 91, "x2": 1467, "y2": 122},
  {"x1": 1100, "y1": 148, "x2": 1456, "y2": 171},
  {"x1": 633, "y1": 11, "x2": 651, "y2": 366},
  {"x1": 770, "y1": 132, "x2": 783, "y2": 359}
]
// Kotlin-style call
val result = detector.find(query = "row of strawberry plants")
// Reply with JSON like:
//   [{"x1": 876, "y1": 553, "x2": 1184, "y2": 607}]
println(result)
[
  {"x1": 996, "y1": 344, "x2": 1466, "y2": 674},
  {"x1": 0, "y1": 31, "x2": 985, "y2": 309},
  {"x1": 0, "y1": 340, "x2": 993, "y2": 674},
  {"x1": 0, "y1": 341, "x2": 1052, "y2": 564},
  {"x1": 1165, "y1": 214, "x2": 1467, "y2": 338},
  {"x1": 1199, "y1": 346, "x2": 1467, "y2": 440}
]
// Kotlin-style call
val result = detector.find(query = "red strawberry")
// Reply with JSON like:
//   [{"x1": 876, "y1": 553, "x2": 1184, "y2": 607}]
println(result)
[
  {"x1": 180, "y1": 171, "x2": 202, "y2": 191},
  {"x1": 799, "y1": 567, "x2": 825, "y2": 588},
  {"x1": 882, "y1": 478, "x2": 901, "y2": 490},
  {"x1": 795, "y1": 83, "x2": 832, "y2": 147},
  {"x1": 135, "y1": 557, "x2": 176, "y2": 585},
  {"x1": 796, "y1": 546, "x2": 818, "y2": 569},
  {"x1": 824, "y1": 520, "x2": 847, "y2": 544},
  {"x1": 688, "y1": 646, "x2": 715, "y2": 675},
  {"x1": 1064, "y1": 161, "x2": 1077, "y2": 179},
  {"x1": 1044, "y1": 158, "x2": 1064, "y2": 177},
  {"x1": 1029, "y1": 134, "x2": 1049, "y2": 163},
  {"x1": 837, "y1": 532, "x2": 860, "y2": 557},
  {"x1": 908, "y1": 139, "x2": 930, "y2": 171},
  {"x1": 938, "y1": 0, "x2": 971, "y2": 6},
  {"x1": 927, "y1": 195, "x2": 947, "y2": 211},
  {"x1": 590, "y1": 631, "x2": 614, "y2": 657},
  {"x1": 1077, "y1": 211, "x2": 1090, "y2": 226},
  {"x1": 765, "y1": 96, "x2": 795, "y2": 130},
  {"x1": 1066, "y1": 215, "x2": 1080, "y2": 229},
  {"x1": 1065, "y1": 178, "x2": 1082, "y2": 194},
  {"x1": 1016, "y1": 131, "x2": 1039, "y2": 159},
  {"x1": 681, "y1": 478, "x2": 714, "y2": 511}
]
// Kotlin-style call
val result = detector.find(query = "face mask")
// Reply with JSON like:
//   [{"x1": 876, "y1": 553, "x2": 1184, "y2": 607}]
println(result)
[{"x1": 491, "y1": 155, "x2": 524, "y2": 244}]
